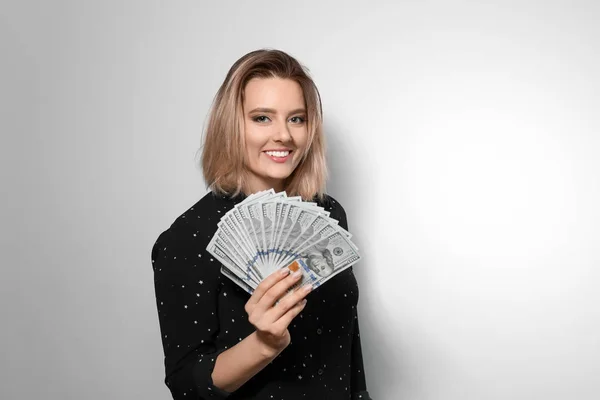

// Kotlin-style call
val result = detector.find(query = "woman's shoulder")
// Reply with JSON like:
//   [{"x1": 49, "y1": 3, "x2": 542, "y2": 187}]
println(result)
[
  {"x1": 319, "y1": 193, "x2": 345, "y2": 209},
  {"x1": 154, "y1": 191, "x2": 238, "y2": 250},
  {"x1": 151, "y1": 192, "x2": 231, "y2": 281},
  {"x1": 318, "y1": 193, "x2": 349, "y2": 230}
]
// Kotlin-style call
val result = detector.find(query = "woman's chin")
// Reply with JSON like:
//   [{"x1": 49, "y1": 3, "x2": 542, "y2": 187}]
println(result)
[{"x1": 263, "y1": 170, "x2": 294, "y2": 181}]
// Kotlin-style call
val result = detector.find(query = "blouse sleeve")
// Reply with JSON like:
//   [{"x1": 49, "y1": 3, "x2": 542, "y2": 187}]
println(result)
[
  {"x1": 351, "y1": 313, "x2": 372, "y2": 400},
  {"x1": 332, "y1": 197, "x2": 372, "y2": 399},
  {"x1": 151, "y1": 227, "x2": 231, "y2": 399}
]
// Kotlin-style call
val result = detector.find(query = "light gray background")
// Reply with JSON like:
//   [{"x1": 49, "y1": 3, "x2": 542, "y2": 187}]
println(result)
[{"x1": 2, "y1": 1, "x2": 599, "y2": 399}]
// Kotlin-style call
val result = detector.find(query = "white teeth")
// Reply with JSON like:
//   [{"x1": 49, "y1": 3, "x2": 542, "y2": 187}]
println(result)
[{"x1": 265, "y1": 150, "x2": 290, "y2": 157}]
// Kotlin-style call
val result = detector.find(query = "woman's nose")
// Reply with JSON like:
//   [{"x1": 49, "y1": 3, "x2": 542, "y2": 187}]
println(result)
[{"x1": 273, "y1": 119, "x2": 292, "y2": 142}]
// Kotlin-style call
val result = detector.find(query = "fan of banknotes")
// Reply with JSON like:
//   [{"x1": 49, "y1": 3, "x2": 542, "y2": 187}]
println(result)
[{"x1": 207, "y1": 189, "x2": 361, "y2": 294}]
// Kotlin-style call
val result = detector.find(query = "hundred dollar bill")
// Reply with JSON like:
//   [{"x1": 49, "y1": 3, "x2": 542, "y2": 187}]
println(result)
[
  {"x1": 275, "y1": 209, "x2": 319, "y2": 264},
  {"x1": 230, "y1": 193, "x2": 272, "y2": 271},
  {"x1": 276, "y1": 215, "x2": 337, "y2": 267},
  {"x1": 218, "y1": 216, "x2": 256, "y2": 266},
  {"x1": 208, "y1": 239, "x2": 257, "y2": 287},
  {"x1": 214, "y1": 189, "x2": 277, "y2": 286},
  {"x1": 260, "y1": 201, "x2": 279, "y2": 275},
  {"x1": 220, "y1": 210, "x2": 260, "y2": 271},
  {"x1": 213, "y1": 229, "x2": 261, "y2": 284},
  {"x1": 220, "y1": 266, "x2": 253, "y2": 294},
  {"x1": 271, "y1": 202, "x2": 294, "y2": 267},
  {"x1": 290, "y1": 231, "x2": 361, "y2": 288},
  {"x1": 272, "y1": 203, "x2": 338, "y2": 267},
  {"x1": 291, "y1": 200, "x2": 328, "y2": 215},
  {"x1": 277, "y1": 223, "x2": 335, "y2": 268},
  {"x1": 208, "y1": 226, "x2": 260, "y2": 282},
  {"x1": 254, "y1": 193, "x2": 286, "y2": 269},
  {"x1": 265, "y1": 200, "x2": 283, "y2": 268},
  {"x1": 228, "y1": 209, "x2": 260, "y2": 267},
  {"x1": 273, "y1": 205, "x2": 306, "y2": 266}
]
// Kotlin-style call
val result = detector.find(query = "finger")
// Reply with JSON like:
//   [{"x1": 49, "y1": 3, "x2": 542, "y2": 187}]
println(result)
[
  {"x1": 267, "y1": 283, "x2": 312, "y2": 322},
  {"x1": 246, "y1": 267, "x2": 291, "y2": 309},
  {"x1": 272, "y1": 298, "x2": 308, "y2": 331},
  {"x1": 254, "y1": 269, "x2": 304, "y2": 314}
]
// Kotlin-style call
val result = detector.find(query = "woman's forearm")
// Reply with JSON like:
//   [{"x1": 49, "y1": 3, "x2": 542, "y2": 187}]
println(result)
[{"x1": 211, "y1": 331, "x2": 281, "y2": 393}]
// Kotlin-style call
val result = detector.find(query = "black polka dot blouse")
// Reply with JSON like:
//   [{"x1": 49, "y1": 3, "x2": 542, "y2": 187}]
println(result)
[{"x1": 151, "y1": 191, "x2": 372, "y2": 399}]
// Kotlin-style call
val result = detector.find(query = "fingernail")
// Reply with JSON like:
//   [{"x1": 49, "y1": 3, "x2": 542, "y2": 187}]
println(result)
[
  {"x1": 303, "y1": 284, "x2": 313, "y2": 293},
  {"x1": 292, "y1": 270, "x2": 302, "y2": 279},
  {"x1": 280, "y1": 268, "x2": 290, "y2": 276},
  {"x1": 301, "y1": 299, "x2": 307, "y2": 306}
]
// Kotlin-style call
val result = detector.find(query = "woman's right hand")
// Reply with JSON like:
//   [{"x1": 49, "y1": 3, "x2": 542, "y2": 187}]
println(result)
[{"x1": 244, "y1": 267, "x2": 312, "y2": 357}]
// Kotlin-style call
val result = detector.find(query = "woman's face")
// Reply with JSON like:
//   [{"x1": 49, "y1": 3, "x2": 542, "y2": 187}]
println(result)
[
  {"x1": 243, "y1": 77, "x2": 309, "y2": 193},
  {"x1": 309, "y1": 254, "x2": 334, "y2": 277}
]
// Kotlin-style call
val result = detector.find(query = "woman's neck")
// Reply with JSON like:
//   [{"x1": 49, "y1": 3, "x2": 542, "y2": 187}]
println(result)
[{"x1": 243, "y1": 175, "x2": 285, "y2": 194}]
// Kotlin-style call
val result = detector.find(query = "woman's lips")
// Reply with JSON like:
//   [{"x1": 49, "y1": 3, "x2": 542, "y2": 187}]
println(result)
[{"x1": 263, "y1": 150, "x2": 292, "y2": 163}]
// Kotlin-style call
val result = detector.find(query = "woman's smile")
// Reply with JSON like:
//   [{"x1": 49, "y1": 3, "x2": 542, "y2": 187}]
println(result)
[{"x1": 263, "y1": 149, "x2": 293, "y2": 163}]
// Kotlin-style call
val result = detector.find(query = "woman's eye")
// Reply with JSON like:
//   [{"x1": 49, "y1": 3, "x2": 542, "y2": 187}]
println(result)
[
  {"x1": 290, "y1": 116, "x2": 306, "y2": 124},
  {"x1": 253, "y1": 115, "x2": 270, "y2": 123}
]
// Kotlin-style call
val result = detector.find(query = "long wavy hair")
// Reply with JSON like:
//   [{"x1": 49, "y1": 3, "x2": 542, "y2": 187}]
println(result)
[{"x1": 200, "y1": 49, "x2": 327, "y2": 201}]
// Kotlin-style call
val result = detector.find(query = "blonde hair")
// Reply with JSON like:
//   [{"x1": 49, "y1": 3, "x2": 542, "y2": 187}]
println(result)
[{"x1": 200, "y1": 49, "x2": 327, "y2": 201}]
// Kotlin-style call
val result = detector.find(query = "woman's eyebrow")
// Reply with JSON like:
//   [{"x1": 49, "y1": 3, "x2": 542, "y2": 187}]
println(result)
[{"x1": 248, "y1": 107, "x2": 306, "y2": 115}]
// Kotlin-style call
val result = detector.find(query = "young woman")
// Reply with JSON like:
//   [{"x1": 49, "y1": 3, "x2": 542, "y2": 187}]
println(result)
[{"x1": 151, "y1": 49, "x2": 371, "y2": 400}]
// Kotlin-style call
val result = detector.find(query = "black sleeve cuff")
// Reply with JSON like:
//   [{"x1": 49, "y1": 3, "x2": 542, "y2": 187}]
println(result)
[
  {"x1": 352, "y1": 390, "x2": 372, "y2": 400},
  {"x1": 192, "y1": 348, "x2": 232, "y2": 398}
]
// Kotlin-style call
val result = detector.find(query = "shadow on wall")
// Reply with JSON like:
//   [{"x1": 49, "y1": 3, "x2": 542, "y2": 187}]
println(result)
[{"x1": 325, "y1": 120, "x2": 405, "y2": 396}]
